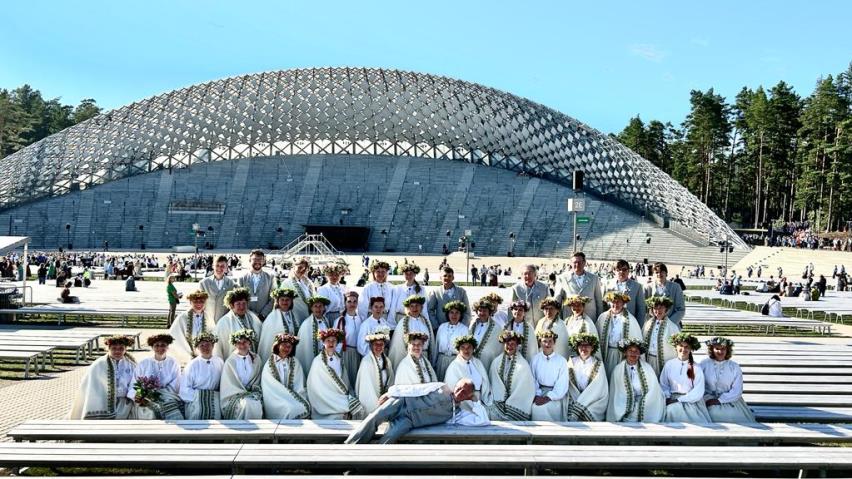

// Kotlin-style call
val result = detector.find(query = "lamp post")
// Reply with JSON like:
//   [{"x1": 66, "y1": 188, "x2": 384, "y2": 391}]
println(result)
[{"x1": 192, "y1": 223, "x2": 200, "y2": 280}]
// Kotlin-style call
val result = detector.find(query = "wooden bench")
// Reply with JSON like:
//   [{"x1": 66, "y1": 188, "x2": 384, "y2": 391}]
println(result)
[
  {"x1": 751, "y1": 406, "x2": 852, "y2": 422},
  {"x1": 1, "y1": 442, "x2": 851, "y2": 475},
  {"x1": 10, "y1": 420, "x2": 852, "y2": 446},
  {"x1": 0, "y1": 337, "x2": 91, "y2": 364},
  {"x1": 0, "y1": 307, "x2": 167, "y2": 328},
  {"x1": 0, "y1": 350, "x2": 42, "y2": 378}
]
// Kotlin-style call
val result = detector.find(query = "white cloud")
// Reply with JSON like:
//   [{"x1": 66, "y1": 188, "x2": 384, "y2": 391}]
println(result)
[{"x1": 628, "y1": 43, "x2": 667, "y2": 63}]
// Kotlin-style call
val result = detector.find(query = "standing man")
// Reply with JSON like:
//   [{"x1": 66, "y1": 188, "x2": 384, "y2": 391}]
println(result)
[
  {"x1": 238, "y1": 249, "x2": 275, "y2": 320},
  {"x1": 199, "y1": 255, "x2": 236, "y2": 323},
  {"x1": 644, "y1": 262, "x2": 686, "y2": 327},
  {"x1": 555, "y1": 252, "x2": 603, "y2": 321},
  {"x1": 610, "y1": 259, "x2": 646, "y2": 327},
  {"x1": 280, "y1": 257, "x2": 316, "y2": 323},
  {"x1": 511, "y1": 264, "x2": 549, "y2": 326},
  {"x1": 166, "y1": 274, "x2": 182, "y2": 327},
  {"x1": 426, "y1": 267, "x2": 471, "y2": 330}
]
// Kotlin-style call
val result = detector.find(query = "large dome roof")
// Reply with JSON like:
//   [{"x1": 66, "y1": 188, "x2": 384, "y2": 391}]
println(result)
[{"x1": 0, "y1": 67, "x2": 744, "y2": 247}]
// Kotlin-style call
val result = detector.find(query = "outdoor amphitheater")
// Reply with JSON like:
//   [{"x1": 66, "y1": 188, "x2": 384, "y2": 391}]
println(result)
[{"x1": 0, "y1": 67, "x2": 850, "y2": 477}]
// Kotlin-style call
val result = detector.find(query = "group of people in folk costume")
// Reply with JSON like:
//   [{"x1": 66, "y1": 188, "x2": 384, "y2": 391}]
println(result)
[{"x1": 69, "y1": 251, "x2": 753, "y2": 425}]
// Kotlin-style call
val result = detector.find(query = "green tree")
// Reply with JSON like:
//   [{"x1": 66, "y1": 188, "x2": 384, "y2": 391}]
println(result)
[{"x1": 73, "y1": 98, "x2": 101, "y2": 123}]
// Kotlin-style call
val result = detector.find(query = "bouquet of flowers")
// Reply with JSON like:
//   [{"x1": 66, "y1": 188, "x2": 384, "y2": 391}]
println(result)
[{"x1": 133, "y1": 375, "x2": 162, "y2": 407}]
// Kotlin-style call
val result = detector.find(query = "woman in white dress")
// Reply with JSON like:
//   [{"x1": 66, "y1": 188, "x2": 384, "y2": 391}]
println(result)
[
  {"x1": 481, "y1": 291, "x2": 509, "y2": 328},
  {"x1": 469, "y1": 299, "x2": 504, "y2": 372},
  {"x1": 660, "y1": 333, "x2": 712, "y2": 423},
  {"x1": 597, "y1": 291, "x2": 642, "y2": 376},
  {"x1": 306, "y1": 328, "x2": 365, "y2": 419},
  {"x1": 391, "y1": 263, "x2": 428, "y2": 324},
  {"x1": 180, "y1": 332, "x2": 223, "y2": 420},
  {"x1": 530, "y1": 329, "x2": 570, "y2": 421},
  {"x1": 700, "y1": 337, "x2": 756, "y2": 423},
  {"x1": 169, "y1": 290, "x2": 216, "y2": 366},
  {"x1": 215, "y1": 288, "x2": 263, "y2": 359},
  {"x1": 261, "y1": 333, "x2": 310, "y2": 419},
  {"x1": 393, "y1": 331, "x2": 438, "y2": 385},
  {"x1": 606, "y1": 338, "x2": 665, "y2": 423},
  {"x1": 220, "y1": 329, "x2": 264, "y2": 420},
  {"x1": 535, "y1": 297, "x2": 570, "y2": 359},
  {"x1": 258, "y1": 288, "x2": 300, "y2": 364},
  {"x1": 355, "y1": 327, "x2": 395, "y2": 414},
  {"x1": 389, "y1": 295, "x2": 434, "y2": 367},
  {"x1": 130, "y1": 334, "x2": 183, "y2": 420},
  {"x1": 357, "y1": 296, "x2": 392, "y2": 357},
  {"x1": 435, "y1": 300, "x2": 469, "y2": 380},
  {"x1": 68, "y1": 335, "x2": 137, "y2": 420},
  {"x1": 566, "y1": 333, "x2": 608, "y2": 421},
  {"x1": 488, "y1": 330, "x2": 535, "y2": 421},
  {"x1": 444, "y1": 335, "x2": 492, "y2": 406},
  {"x1": 505, "y1": 300, "x2": 537, "y2": 361},
  {"x1": 642, "y1": 296, "x2": 680, "y2": 376},
  {"x1": 296, "y1": 295, "x2": 334, "y2": 375},
  {"x1": 334, "y1": 291, "x2": 364, "y2": 388},
  {"x1": 563, "y1": 295, "x2": 601, "y2": 360}
]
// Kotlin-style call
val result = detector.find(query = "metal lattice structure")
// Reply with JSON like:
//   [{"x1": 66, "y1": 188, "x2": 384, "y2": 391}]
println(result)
[{"x1": 0, "y1": 67, "x2": 746, "y2": 248}]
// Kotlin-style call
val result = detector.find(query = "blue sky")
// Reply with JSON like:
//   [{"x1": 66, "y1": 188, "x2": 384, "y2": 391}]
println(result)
[{"x1": 1, "y1": 0, "x2": 849, "y2": 133}]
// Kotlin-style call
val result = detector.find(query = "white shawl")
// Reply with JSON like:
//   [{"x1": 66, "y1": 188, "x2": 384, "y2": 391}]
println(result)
[
  {"x1": 606, "y1": 359, "x2": 665, "y2": 423},
  {"x1": 258, "y1": 308, "x2": 300, "y2": 364},
  {"x1": 261, "y1": 355, "x2": 310, "y2": 419},
  {"x1": 220, "y1": 351, "x2": 263, "y2": 419},
  {"x1": 535, "y1": 316, "x2": 571, "y2": 359},
  {"x1": 68, "y1": 354, "x2": 137, "y2": 420},
  {"x1": 306, "y1": 350, "x2": 365, "y2": 419},
  {"x1": 355, "y1": 352, "x2": 395, "y2": 413},
  {"x1": 642, "y1": 317, "x2": 680, "y2": 373},
  {"x1": 169, "y1": 309, "x2": 215, "y2": 366},
  {"x1": 488, "y1": 352, "x2": 535, "y2": 421},
  {"x1": 567, "y1": 356, "x2": 609, "y2": 421},
  {"x1": 394, "y1": 353, "x2": 438, "y2": 385},
  {"x1": 444, "y1": 356, "x2": 492, "y2": 406},
  {"x1": 214, "y1": 310, "x2": 263, "y2": 359},
  {"x1": 469, "y1": 318, "x2": 503, "y2": 372}
]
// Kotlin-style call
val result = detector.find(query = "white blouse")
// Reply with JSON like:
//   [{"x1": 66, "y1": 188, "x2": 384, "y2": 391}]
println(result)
[
  {"x1": 606, "y1": 313, "x2": 626, "y2": 347},
  {"x1": 509, "y1": 320, "x2": 525, "y2": 335},
  {"x1": 436, "y1": 322, "x2": 467, "y2": 355},
  {"x1": 357, "y1": 316, "x2": 391, "y2": 356},
  {"x1": 463, "y1": 358, "x2": 484, "y2": 391},
  {"x1": 317, "y1": 282, "x2": 347, "y2": 313},
  {"x1": 699, "y1": 358, "x2": 745, "y2": 404},
  {"x1": 570, "y1": 355, "x2": 596, "y2": 391},
  {"x1": 274, "y1": 356, "x2": 291, "y2": 380},
  {"x1": 659, "y1": 357, "x2": 705, "y2": 403},
  {"x1": 111, "y1": 357, "x2": 136, "y2": 399},
  {"x1": 625, "y1": 362, "x2": 643, "y2": 398},
  {"x1": 325, "y1": 352, "x2": 343, "y2": 378},
  {"x1": 190, "y1": 312, "x2": 204, "y2": 337},
  {"x1": 373, "y1": 353, "x2": 389, "y2": 385},
  {"x1": 530, "y1": 352, "x2": 569, "y2": 400},
  {"x1": 131, "y1": 356, "x2": 181, "y2": 397},
  {"x1": 234, "y1": 353, "x2": 257, "y2": 387},
  {"x1": 400, "y1": 315, "x2": 432, "y2": 349},
  {"x1": 357, "y1": 282, "x2": 396, "y2": 327},
  {"x1": 471, "y1": 320, "x2": 492, "y2": 344},
  {"x1": 335, "y1": 313, "x2": 362, "y2": 349},
  {"x1": 648, "y1": 320, "x2": 663, "y2": 355},
  {"x1": 179, "y1": 355, "x2": 224, "y2": 402}
]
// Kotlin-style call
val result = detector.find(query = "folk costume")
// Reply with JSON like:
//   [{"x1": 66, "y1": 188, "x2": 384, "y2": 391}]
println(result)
[
  {"x1": 220, "y1": 336, "x2": 264, "y2": 420},
  {"x1": 258, "y1": 289, "x2": 301, "y2": 365},
  {"x1": 642, "y1": 297, "x2": 681, "y2": 376},
  {"x1": 487, "y1": 330, "x2": 535, "y2": 421},
  {"x1": 169, "y1": 293, "x2": 215, "y2": 365},
  {"x1": 443, "y1": 336, "x2": 493, "y2": 406},
  {"x1": 660, "y1": 334, "x2": 712, "y2": 423},
  {"x1": 596, "y1": 292, "x2": 643, "y2": 376},
  {"x1": 530, "y1": 349, "x2": 570, "y2": 421},
  {"x1": 68, "y1": 336, "x2": 137, "y2": 420},
  {"x1": 435, "y1": 300, "x2": 470, "y2": 380},
  {"x1": 355, "y1": 329, "x2": 395, "y2": 414},
  {"x1": 131, "y1": 335, "x2": 183, "y2": 420},
  {"x1": 180, "y1": 334, "x2": 224, "y2": 420},
  {"x1": 565, "y1": 334, "x2": 608, "y2": 421},
  {"x1": 306, "y1": 329, "x2": 366, "y2": 420},
  {"x1": 261, "y1": 334, "x2": 310, "y2": 420},
  {"x1": 214, "y1": 288, "x2": 262, "y2": 359},
  {"x1": 700, "y1": 337, "x2": 756, "y2": 423}
]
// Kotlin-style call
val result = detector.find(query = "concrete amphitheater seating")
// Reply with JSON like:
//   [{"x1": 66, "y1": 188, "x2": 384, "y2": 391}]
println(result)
[{"x1": 0, "y1": 154, "x2": 748, "y2": 266}]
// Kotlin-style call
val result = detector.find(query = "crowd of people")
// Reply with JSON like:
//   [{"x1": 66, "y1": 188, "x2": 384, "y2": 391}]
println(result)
[{"x1": 69, "y1": 250, "x2": 755, "y2": 441}]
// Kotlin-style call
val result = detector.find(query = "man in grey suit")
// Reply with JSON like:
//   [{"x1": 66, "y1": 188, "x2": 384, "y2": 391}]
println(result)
[
  {"x1": 426, "y1": 267, "x2": 471, "y2": 330},
  {"x1": 644, "y1": 262, "x2": 686, "y2": 327},
  {"x1": 511, "y1": 264, "x2": 549, "y2": 326},
  {"x1": 611, "y1": 259, "x2": 647, "y2": 327},
  {"x1": 198, "y1": 255, "x2": 236, "y2": 323},
  {"x1": 345, "y1": 379, "x2": 485, "y2": 444},
  {"x1": 237, "y1": 249, "x2": 275, "y2": 320},
  {"x1": 554, "y1": 251, "x2": 603, "y2": 320}
]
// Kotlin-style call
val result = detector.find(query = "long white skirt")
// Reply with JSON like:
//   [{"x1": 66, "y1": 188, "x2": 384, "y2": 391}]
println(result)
[
  {"x1": 707, "y1": 398, "x2": 756, "y2": 423},
  {"x1": 665, "y1": 393, "x2": 712, "y2": 423},
  {"x1": 531, "y1": 387, "x2": 566, "y2": 421}
]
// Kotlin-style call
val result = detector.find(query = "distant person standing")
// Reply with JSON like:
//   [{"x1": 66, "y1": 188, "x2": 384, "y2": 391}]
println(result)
[
  {"x1": 238, "y1": 250, "x2": 275, "y2": 320},
  {"x1": 610, "y1": 259, "x2": 646, "y2": 327},
  {"x1": 644, "y1": 263, "x2": 686, "y2": 327},
  {"x1": 554, "y1": 252, "x2": 604, "y2": 321},
  {"x1": 511, "y1": 264, "x2": 549, "y2": 326},
  {"x1": 199, "y1": 255, "x2": 236, "y2": 323},
  {"x1": 166, "y1": 275, "x2": 182, "y2": 327}
]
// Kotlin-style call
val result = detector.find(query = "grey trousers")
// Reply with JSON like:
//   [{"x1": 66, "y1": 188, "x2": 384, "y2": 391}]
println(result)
[{"x1": 344, "y1": 392, "x2": 453, "y2": 444}]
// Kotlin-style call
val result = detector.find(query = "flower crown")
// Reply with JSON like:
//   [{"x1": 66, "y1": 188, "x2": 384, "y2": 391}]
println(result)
[
  {"x1": 369, "y1": 260, "x2": 391, "y2": 272},
  {"x1": 645, "y1": 296, "x2": 673, "y2": 308},
  {"x1": 186, "y1": 290, "x2": 209, "y2": 301},
  {"x1": 322, "y1": 262, "x2": 349, "y2": 276},
  {"x1": 617, "y1": 338, "x2": 647, "y2": 353},
  {"x1": 317, "y1": 328, "x2": 345, "y2": 342},
  {"x1": 229, "y1": 328, "x2": 257, "y2": 345},
  {"x1": 669, "y1": 332, "x2": 701, "y2": 351},
  {"x1": 104, "y1": 335, "x2": 135, "y2": 348},
  {"x1": 563, "y1": 295, "x2": 591, "y2": 306},
  {"x1": 192, "y1": 332, "x2": 218, "y2": 347},
  {"x1": 443, "y1": 300, "x2": 468, "y2": 314},
  {"x1": 400, "y1": 263, "x2": 421, "y2": 274},
  {"x1": 474, "y1": 299, "x2": 496, "y2": 313},
  {"x1": 539, "y1": 297, "x2": 561, "y2": 310},
  {"x1": 365, "y1": 326, "x2": 391, "y2": 343},
  {"x1": 498, "y1": 330, "x2": 525, "y2": 343},
  {"x1": 568, "y1": 332, "x2": 599, "y2": 354},
  {"x1": 224, "y1": 287, "x2": 251, "y2": 307},
  {"x1": 453, "y1": 334, "x2": 478, "y2": 349},
  {"x1": 307, "y1": 295, "x2": 331, "y2": 307},
  {"x1": 403, "y1": 331, "x2": 429, "y2": 344},
  {"x1": 482, "y1": 292, "x2": 504, "y2": 304},
  {"x1": 146, "y1": 334, "x2": 174, "y2": 347},
  {"x1": 273, "y1": 333, "x2": 299, "y2": 346},
  {"x1": 604, "y1": 291, "x2": 631, "y2": 303},
  {"x1": 509, "y1": 300, "x2": 530, "y2": 311},
  {"x1": 402, "y1": 294, "x2": 426, "y2": 307},
  {"x1": 535, "y1": 329, "x2": 558, "y2": 341},
  {"x1": 270, "y1": 288, "x2": 297, "y2": 300}
]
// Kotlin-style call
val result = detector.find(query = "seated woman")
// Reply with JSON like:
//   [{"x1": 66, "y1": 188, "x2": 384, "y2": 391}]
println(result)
[
  {"x1": 606, "y1": 338, "x2": 665, "y2": 423},
  {"x1": 355, "y1": 327, "x2": 395, "y2": 414},
  {"x1": 306, "y1": 328, "x2": 365, "y2": 419},
  {"x1": 563, "y1": 295, "x2": 601, "y2": 359},
  {"x1": 535, "y1": 297, "x2": 570, "y2": 359},
  {"x1": 215, "y1": 288, "x2": 262, "y2": 359},
  {"x1": 660, "y1": 333, "x2": 712, "y2": 423},
  {"x1": 566, "y1": 333, "x2": 608, "y2": 421},
  {"x1": 180, "y1": 332, "x2": 223, "y2": 419},
  {"x1": 597, "y1": 291, "x2": 642, "y2": 376},
  {"x1": 169, "y1": 290, "x2": 215, "y2": 366},
  {"x1": 642, "y1": 296, "x2": 681, "y2": 376},
  {"x1": 389, "y1": 295, "x2": 434, "y2": 367},
  {"x1": 435, "y1": 300, "x2": 469, "y2": 380},
  {"x1": 60, "y1": 281, "x2": 79, "y2": 303},
  {"x1": 130, "y1": 333, "x2": 184, "y2": 420},
  {"x1": 68, "y1": 335, "x2": 137, "y2": 419},
  {"x1": 488, "y1": 330, "x2": 535, "y2": 420},
  {"x1": 258, "y1": 288, "x2": 300, "y2": 365},
  {"x1": 444, "y1": 335, "x2": 492, "y2": 406},
  {"x1": 296, "y1": 295, "x2": 334, "y2": 375},
  {"x1": 394, "y1": 331, "x2": 438, "y2": 385},
  {"x1": 261, "y1": 333, "x2": 310, "y2": 419},
  {"x1": 530, "y1": 329, "x2": 569, "y2": 421},
  {"x1": 220, "y1": 329, "x2": 264, "y2": 419},
  {"x1": 468, "y1": 300, "x2": 503, "y2": 372},
  {"x1": 504, "y1": 300, "x2": 537, "y2": 361},
  {"x1": 700, "y1": 337, "x2": 756, "y2": 423}
]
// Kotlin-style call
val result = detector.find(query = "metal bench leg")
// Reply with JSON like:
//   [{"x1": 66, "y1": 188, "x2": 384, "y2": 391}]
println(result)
[{"x1": 23, "y1": 357, "x2": 30, "y2": 379}]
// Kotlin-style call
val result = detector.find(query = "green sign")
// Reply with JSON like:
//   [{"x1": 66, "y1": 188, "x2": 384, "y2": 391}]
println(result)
[{"x1": 576, "y1": 216, "x2": 590, "y2": 224}]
